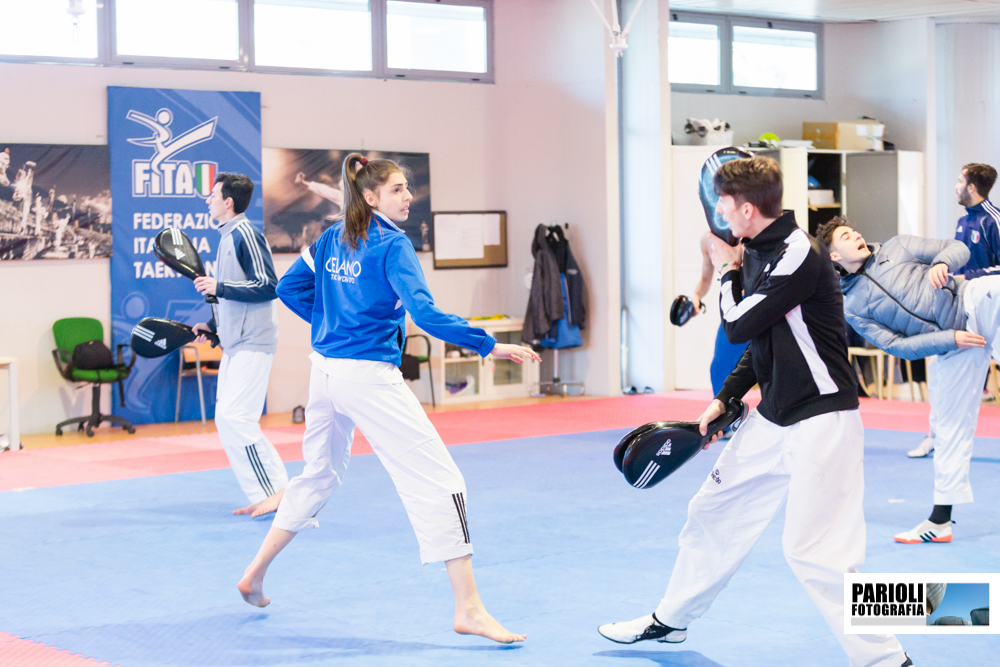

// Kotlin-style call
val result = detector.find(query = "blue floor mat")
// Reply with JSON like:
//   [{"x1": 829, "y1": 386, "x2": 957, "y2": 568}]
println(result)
[{"x1": 1, "y1": 428, "x2": 998, "y2": 666}]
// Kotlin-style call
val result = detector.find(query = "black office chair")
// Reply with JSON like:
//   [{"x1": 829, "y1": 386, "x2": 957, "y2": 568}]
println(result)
[{"x1": 402, "y1": 334, "x2": 435, "y2": 407}]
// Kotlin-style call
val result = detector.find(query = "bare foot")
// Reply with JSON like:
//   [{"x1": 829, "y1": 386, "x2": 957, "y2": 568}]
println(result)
[
  {"x1": 454, "y1": 607, "x2": 525, "y2": 644},
  {"x1": 237, "y1": 567, "x2": 271, "y2": 608},
  {"x1": 233, "y1": 488, "x2": 285, "y2": 517}
]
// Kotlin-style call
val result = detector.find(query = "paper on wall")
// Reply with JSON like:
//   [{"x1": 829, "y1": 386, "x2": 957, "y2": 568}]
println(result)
[
  {"x1": 483, "y1": 213, "x2": 501, "y2": 246},
  {"x1": 434, "y1": 214, "x2": 485, "y2": 260}
]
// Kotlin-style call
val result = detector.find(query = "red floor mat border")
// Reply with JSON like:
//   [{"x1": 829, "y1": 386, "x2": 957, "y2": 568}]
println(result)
[{"x1": 3, "y1": 392, "x2": 999, "y2": 493}]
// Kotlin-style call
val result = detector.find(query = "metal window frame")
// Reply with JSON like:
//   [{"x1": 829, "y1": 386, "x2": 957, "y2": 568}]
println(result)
[
  {"x1": 379, "y1": 0, "x2": 494, "y2": 84},
  {"x1": 729, "y1": 16, "x2": 824, "y2": 100},
  {"x1": 668, "y1": 12, "x2": 824, "y2": 100},
  {"x1": 0, "y1": 0, "x2": 494, "y2": 84},
  {"x1": 247, "y1": 0, "x2": 378, "y2": 79},
  {"x1": 0, "y1": 0, "x2": 108, "y2": 66},
  {"x1": 109, "y1": 0, "x2": 247, "y2": 71},
  {"x1": 667, "y1": 11, "x2": 726, "y2": 95}
]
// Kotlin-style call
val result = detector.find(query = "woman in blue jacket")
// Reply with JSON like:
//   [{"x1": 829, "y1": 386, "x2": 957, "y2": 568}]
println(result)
[{"x1": 237, "y1": 154, "x2": 538, "y2": 644}]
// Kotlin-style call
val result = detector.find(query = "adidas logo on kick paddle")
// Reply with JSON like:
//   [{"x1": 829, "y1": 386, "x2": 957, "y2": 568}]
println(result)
[
  {"x1": 656, "y1": 440, "x2": 672, "y2": 457},
  {"x1": 155, "y1": 339, "x2": 167, "y2": 349}
]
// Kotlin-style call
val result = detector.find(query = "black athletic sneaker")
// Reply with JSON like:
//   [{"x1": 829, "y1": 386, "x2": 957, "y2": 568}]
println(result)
[{"x1": 597, "y1": 613, "x2": 686, "y2": 644}]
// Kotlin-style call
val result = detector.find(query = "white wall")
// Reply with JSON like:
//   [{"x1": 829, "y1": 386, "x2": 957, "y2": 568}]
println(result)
[
  {"x1": 0, "y1": 0, "x2": 619, "y2": 435},
  {"x1": 935, "y1": 22, "x2": 1000, "y2": 240}
]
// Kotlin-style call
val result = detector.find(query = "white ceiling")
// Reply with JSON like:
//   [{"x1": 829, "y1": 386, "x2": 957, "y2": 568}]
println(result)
[{"x1": 666, "y1": 0, "x2": 1000, "y2": 23}]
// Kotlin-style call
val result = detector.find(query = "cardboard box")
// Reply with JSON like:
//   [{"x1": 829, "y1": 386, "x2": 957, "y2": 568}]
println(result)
[
  {"x1": 808, "y1": 189, "x2": 836, "y2": 207},
  {"x1": 802, "y1": 121, "x2": 884, "y2": 151}
]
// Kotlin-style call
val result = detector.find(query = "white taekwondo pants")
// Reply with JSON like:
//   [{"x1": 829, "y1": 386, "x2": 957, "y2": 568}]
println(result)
[
  {"x1": 654, "y1": 409, "x2": 907, "y2": 667},
  {"x1": 927, "y1": 274, "x2": 1000, "y2": 505},
  {"x1": 273, "y1": 357, "x2": 472, "y2": 565},
  {"x1": 215, "y1": 350, "x2": 288, "y2": 504}
]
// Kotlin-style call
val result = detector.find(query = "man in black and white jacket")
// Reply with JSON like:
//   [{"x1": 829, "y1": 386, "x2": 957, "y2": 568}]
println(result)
[{"x1": 599, "y1": 157, "x2": 910, "y2": 667}]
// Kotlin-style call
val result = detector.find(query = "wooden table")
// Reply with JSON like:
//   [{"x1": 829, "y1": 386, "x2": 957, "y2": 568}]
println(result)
[{"x1": 0, "y1": 357, "x2": 19, "y2": 451}]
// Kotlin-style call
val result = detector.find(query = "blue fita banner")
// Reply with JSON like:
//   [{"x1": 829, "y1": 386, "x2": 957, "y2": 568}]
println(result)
[{"x1": 108, "y1": 86, "x2": 262, "y2": 425}]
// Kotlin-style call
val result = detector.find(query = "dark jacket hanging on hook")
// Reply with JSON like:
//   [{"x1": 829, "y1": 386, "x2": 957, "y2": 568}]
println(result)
[
  {"x1": 545, "y1": 225, "x2": 587, "y2": 330},
  {"x1": 523, "y1": 224, "x2": 564, "y2": 343},
  {"x1": 522, "y1": 224, "x2": 588, "y2": 346}
]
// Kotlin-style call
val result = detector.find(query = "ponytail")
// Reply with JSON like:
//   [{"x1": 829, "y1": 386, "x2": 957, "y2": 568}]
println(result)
[{"x1": 339, "y1": 152, "x2": 402, "y2": 250}]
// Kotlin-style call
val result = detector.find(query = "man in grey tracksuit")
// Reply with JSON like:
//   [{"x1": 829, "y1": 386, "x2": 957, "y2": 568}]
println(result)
[
  {"x1": 820, "y1": 219, "x2": 996, "y2": 545},
  {"x1": 193, "y1": 172, "x2": 288, "y2": 517}
]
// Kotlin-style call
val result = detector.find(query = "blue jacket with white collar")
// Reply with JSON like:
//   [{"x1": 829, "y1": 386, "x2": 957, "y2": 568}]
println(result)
[
  {"x1": 954, "y1": 199, "x2": 1000, "y2": 279},
  {"x1": 276, "y1": 212, "x2": 496, "y2": 364}
]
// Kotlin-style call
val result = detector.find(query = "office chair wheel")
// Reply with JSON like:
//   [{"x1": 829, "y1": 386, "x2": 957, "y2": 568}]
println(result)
[
  {"x1": 125, "y1": 426, "x2": 135, "y2": 434},
  {"x1": 56, "y1": 427, "x2": 63, "y2": 436},
  {"x1": 77, "y1": 423, "x2": 85, "y2": 432},
  {"x1": 85, "y1": 426, "x2": 94, "y2": 437}
]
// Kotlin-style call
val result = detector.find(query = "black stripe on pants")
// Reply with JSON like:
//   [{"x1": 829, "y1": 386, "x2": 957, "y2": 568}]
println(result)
[{"x1": 452, "y1": 492, "x2": 470, "y2": 544}]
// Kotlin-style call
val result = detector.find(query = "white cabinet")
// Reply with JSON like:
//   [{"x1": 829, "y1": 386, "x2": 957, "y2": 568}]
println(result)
[{"x1": 407, "y1": 317, "x2": 539, "y2": 405}]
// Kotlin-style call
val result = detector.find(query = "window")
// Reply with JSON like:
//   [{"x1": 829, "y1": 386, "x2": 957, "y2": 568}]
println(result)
[
  {"x1": 386, "y1": 1, "x2": 488, "y2": 74},
  {"x1": 115, "y1": 0, "x2": 240, "y2": 62},
  {"x1": 0, "y1": 0, "x2": 494, "y2": 83},
  {"x1": 254, "y1": 0, "x2": 372, "y2": 72},
  {"x1": 732, "y1": 25, "x2": 817, "y2": 91},
  {"x1": 669, "y1": 12, "x2": 822, "y2": 98},
  {"x1": 668, "y1": 20, "x2": 720, "y2": 87},
  {"x1": 0, "y1": 0, "x2": 99, "y2": 60}
]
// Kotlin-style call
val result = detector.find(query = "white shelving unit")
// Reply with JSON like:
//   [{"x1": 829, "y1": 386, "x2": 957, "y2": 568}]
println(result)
[{"x1": 407, "y1": 317, "x2": 539, "y2": 405}]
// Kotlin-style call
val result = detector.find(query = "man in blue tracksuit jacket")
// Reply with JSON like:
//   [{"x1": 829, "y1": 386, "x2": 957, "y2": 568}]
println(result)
[
  {"x1": 193, "y1": 172, "x2": 287, "y2": 516},
  {"x1": 820, "y1": 218, "x2": 1000, "y2": 546},
  {"x1": 953, "y1": 163, "x2": 1000, "y2": 279}
]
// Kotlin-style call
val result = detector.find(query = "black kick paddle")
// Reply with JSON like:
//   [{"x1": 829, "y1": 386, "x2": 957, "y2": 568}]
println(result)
[
  {"x1": 130, "y1": 318, "x2": 219, "y2": 359},
  {"x1": 669, "y1": 295, "x2": 706, "y2": 327},
  {"x1": 616, "y1": 398, "x2": 749, "y2": 489},
  {"x1": 699, "y1": 146, "x2": 753, "y2": 247},
  {"x1": 153, "y1": 228, "x2": 218, "y2": 304}
]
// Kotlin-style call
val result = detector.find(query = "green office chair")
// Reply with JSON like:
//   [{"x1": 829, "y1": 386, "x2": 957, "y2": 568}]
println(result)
[{"x1": 52, "y1": 317, "x2": 136, "y2": 436}]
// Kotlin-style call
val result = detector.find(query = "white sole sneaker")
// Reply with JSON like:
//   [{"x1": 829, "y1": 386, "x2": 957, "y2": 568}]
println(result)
[
  {"x1": 894, "y1": 519, "x2": 952, "y2": 544},
  {"x1": 907, "y1": 436, "x2": 934, "y2": 458},
  {"x1": 598, "y1": 614, "x2": 687, "y2": 644}
]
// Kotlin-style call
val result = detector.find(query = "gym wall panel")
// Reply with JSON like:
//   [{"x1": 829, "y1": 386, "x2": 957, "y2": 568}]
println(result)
[
  {"x1": 0, "y1": 0, "x2": 620, "y2": 434},
  {"x1": 935, "y1": 22, "x2": 1000, "y2": 240}
]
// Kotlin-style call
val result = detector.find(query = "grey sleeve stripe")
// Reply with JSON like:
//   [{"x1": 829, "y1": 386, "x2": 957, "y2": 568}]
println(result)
[{"x1": 236, "y1": 222, "x2": 269, "y2": 285}]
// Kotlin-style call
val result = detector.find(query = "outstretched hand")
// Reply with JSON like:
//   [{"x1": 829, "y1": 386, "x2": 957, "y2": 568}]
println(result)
[
  {"x1": 955, "y1": 330, "x2": 986, "y2": 349},
  {"x1": 697, "y1": 399, "x2": 726, "y2": 449},
  {"x1": 491, "y1": 343, "x2": 542, "y2": 364}
]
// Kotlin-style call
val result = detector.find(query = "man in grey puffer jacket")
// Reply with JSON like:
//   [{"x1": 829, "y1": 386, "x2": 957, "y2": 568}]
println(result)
[{"x1": 820, "y1": 218, "x2": 995, "y2": 546}]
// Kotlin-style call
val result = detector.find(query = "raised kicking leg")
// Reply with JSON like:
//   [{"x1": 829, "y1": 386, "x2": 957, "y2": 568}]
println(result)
[
  {"x1": 237, "y1": 525, "x2": 296, "y2": 607},
  {"x1": 447, "y1": 555, "x2": 525, "y2": 643}
]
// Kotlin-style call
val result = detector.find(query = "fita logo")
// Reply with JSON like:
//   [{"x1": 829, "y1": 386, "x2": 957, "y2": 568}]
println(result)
[
  {"x1": 710, "y1": 468, "x2": 721, "y2": 484},
  {"x1": 127, "y1": 108, "x2": 218, "y2": 198}
]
